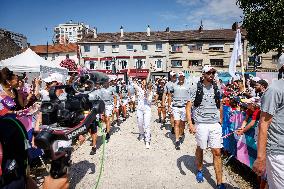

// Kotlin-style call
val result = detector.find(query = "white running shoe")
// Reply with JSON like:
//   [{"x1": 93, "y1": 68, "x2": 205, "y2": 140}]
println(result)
[{"x1": 145, "y1": 142, "x2": 150, "y2": 149}]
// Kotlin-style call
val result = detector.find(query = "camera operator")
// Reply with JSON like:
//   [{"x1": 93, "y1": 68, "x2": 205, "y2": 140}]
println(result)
[{"x1": 0, "y1": 118, "x2": 69, "y2": 189}]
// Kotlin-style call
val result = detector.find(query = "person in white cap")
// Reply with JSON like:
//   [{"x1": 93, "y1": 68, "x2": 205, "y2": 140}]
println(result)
[
  {"x1": 253, "y1": 53, "x2": 284, "y2": 189},
  {"x1": 168, "y1": 71, "x2": 190, "y2": 150},
  {"x1": 162, "y1": 71, "x2": 177, "y2": 135},
  {"x1": 98, "y1": 80, "x2": 117, "y2": 142},
  {"x1": 186, "y1": 65, "x2": 225, "y2": 188}
]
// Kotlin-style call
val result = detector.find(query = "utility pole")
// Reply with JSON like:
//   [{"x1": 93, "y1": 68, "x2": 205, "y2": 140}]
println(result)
[{"x1": 45, "y1": 27, "x2": 48, "y2": 60}]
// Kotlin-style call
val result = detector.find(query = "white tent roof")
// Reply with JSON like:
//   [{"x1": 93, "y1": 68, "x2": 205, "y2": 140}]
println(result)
[{"x1": 0, "y1": 48, "x2": 66, "y2": 72}]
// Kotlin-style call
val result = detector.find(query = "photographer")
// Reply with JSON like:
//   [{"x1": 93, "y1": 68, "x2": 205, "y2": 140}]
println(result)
[{"x1": 0, "y1": 118, "x2": 69, "y2": 189}]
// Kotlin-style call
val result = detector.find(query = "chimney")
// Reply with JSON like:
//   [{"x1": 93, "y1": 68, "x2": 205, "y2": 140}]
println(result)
[
  {"x1": 93, "y1": 27, "x2": 97, "y2": 38},
  {"x1": 120, "y1": 26, "x2": 124, "y2": 38},
  {"x1": 147, "y1": 25, "x2": 151, "y2": 36},
  {"x1": 165, "y1": 27, "x2": 170, "y2": 32}
]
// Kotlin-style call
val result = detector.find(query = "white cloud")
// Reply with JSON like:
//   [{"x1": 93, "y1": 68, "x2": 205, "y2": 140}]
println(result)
[
  {"x1": 176, "y1": 0, "x2": 243, "y2": 29},
  {"x1": 176, "y1": 0, "x2": 200, "y2": 6}
]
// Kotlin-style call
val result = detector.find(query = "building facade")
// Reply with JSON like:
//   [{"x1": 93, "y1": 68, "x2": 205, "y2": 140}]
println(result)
[
  {"x1": 0, "y1": 28, "x2": 28, "y2": 49},
  {"x1": 78, "y1": 26, "x2": 278, "y2": 78},
  {"x1": 30, "y1": 43, "x2": 78, "y2": 64},
  {"x1": 54, "y1": 21, "x2": 90, "y2": 44}
]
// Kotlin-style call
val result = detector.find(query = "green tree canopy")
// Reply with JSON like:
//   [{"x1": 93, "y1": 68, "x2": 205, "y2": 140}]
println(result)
[{"x1": 237, "y1": 0, "x2": 284, "y2": 56}]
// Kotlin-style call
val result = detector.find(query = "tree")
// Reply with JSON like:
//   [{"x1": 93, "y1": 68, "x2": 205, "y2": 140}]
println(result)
[{"x1": 237, "y1": 0, "x2": 284, "y2": 56}]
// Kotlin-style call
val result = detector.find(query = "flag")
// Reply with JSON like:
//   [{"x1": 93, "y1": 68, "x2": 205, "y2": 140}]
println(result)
[{"x1": 229, "y1": 29, "x2": 242, "y2": 78}]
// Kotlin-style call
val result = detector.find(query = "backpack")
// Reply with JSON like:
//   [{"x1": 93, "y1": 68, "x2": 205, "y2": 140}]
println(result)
[{"x1": 193, "y1": 81, "x2": 220, "y2": 109}]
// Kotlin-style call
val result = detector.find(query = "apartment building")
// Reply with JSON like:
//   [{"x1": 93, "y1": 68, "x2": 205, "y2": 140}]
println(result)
[
  {"x1": 78, "y1": 26, "x2": 278, "y2": 78},
  {"x1": 54, "y1": 20, "x2": 90, "y2": 44}
]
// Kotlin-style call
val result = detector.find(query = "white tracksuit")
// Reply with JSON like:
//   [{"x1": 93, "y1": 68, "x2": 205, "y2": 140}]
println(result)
[{"x1": 134, "y1": 84, "x2": 153, "y2": 142}]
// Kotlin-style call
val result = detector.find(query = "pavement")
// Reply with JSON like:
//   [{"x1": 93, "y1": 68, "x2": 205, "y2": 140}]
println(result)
[{"x1": 69, "y1": 108, "x2": 239, "y2": 189}]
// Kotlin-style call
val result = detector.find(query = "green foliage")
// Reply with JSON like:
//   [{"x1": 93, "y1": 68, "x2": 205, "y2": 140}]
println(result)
[{"x1": 237, "y1": 0, "x2": 284, "y2": 56}]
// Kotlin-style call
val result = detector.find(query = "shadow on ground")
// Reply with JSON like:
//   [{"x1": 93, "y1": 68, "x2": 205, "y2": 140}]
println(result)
[
  {"x1": 177, "y1": 155, "x2": 239, "y2": 189},
  {"x1": 69, "y1": 160, "x2": 96, "y2": 189}
]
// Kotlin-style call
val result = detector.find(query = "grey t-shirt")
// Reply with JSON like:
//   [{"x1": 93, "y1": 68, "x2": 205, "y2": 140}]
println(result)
[
  {"x1": 128, "y1": 85, "x2": 135, "y2": 95},
  {"x1": 99, "y1": 87, "x2": 114, "y2": 106},
  {"x1": 172, "y1": 83, "x2": 191, "y2": 107},
  {"x1": 261, "y1": 79, "x2": 284, "y2": 155},
  {"x1": 88, "y1": 88, "x2": 101, "y2": 101},
  {"x1": 191, "y1": 83, "x2": 220, "y2": 124},
  {"x1": 164, "y1": 81, "x2": 175, "y2": 94}
]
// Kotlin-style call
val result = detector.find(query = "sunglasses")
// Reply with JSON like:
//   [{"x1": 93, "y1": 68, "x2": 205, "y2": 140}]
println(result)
[{"x1": 205, "y1": 71, "x2": 216, "y2": 75}]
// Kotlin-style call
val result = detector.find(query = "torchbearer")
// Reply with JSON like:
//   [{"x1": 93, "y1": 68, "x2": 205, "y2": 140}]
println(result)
[{"x1": 133, "y1": 79, "x2": 153, "y2": 149}]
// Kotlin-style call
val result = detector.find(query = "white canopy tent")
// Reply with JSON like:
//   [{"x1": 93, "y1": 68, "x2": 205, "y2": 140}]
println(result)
[{"x1": 0, "y1": 48, "x2": 66, "y2": 72}]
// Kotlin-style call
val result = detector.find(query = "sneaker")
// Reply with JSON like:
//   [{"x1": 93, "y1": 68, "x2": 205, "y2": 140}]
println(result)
[
  {"x1": 158, "y1": 117, "x2": 161, "y2": 123},
  {"x1": 117, "y1": 120, "x2": 120, "y2": 126},
  {"x1": 138, "y1": 134, "x2": 144, "y2": 142},
  {"x1": 105, "y1": 133, "x2": 110, "y2": 141},
  {"x1": 171, "y1": 127, "x2": 175, "y2": 135},
  {"x1": 196, "y1": 170, "x2": 204, "y2": 183},
  {"x1": 175, "y1": 141, "x2": 180, "y2": 150},
  {"x1": 145, "y1": 142, "x2": 150, "y2": 149},
  {"x1": 89, "y1": 147, "x2": 96, "y2": 155},
  {"x1": 216, "y1": 183, "x2": 226, "y2": 189}
]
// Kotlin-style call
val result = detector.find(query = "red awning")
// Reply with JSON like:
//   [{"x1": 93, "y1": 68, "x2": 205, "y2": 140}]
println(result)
[{"x1": 84, "y1": 57, "x2": 99, "y2": 61}]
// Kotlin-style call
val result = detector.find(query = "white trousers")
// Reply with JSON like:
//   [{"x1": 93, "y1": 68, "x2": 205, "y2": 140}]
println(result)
[
  {"x1": 267, "y1": 153, "x2": 284, "y2": 189},
  {"x1": 137, "y1": 108, "x2": 151, "y2": 142}
]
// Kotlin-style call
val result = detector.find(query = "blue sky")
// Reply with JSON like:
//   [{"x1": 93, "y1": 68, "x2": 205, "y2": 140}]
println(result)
[{"x1": 0, "y1": 0, "x2": 243, "y2": 45}]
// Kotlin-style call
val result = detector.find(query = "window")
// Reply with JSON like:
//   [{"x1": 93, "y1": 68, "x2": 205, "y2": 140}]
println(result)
[
  {"x1": 135, "y1": 59, "x2": 146, "y2": 69},
  {"x1": 171, "y1": 60, "x2": 182, "y2": 68},
  {"x1": 248, "y1": 56, "x2": 262, "y2": 67},
  {"x1": 99, "y1": 45, "x2": 105, "y2": 52},
  {"x1": 171, "y1": 44, "x2": 182, "y2": 52},
  {"x1": 156, "y1": 43, "x2": 162, "y2": 51},
  {"x1": 210, "y1": 59, "x2": 224, "y2": 66},
  {"x1": 272, "y1": 55, "x2": 279, "y2": 64},
  {"x1": 229, "y1": 44, "x2": 234, "y2": 51},
  {"x1": 118, "y1": 60, "x2": 128, "y2": 69},
  {"x1": 126, "y1": 44, "x2": 133, "y2": 51},
  {"x1": 188, "y1": 43, "x2": 202, "y2": 51},
  {"x1": 155, "y1": 59, "x2": 162, "y2": 69},
  {"x1": 89, "y1": 61, "x2": 96, "y2": 69},
  {"x1": 188, "y1": 60, "x2": 202, "y2": 67},
  {"x1": 105, "y1": 61, "x2": 111, "y2": 70},
  {"x1": 141, "y1": 44, "x2": 148, "y2": 51},
  {"x1": 69, "y1": 32, "x2": 72, "y2": 35},
  {"x1": 209, "y1": 44, "x2": 224, "y2": 51},
  {"x1": 84, "y1": 45, "x2": 90, "y2": 52},
  {"x1": 52, "y1": 54, "x2": 55, "y2": 61},
  {"x1": 112, "y1": 45, "x2": 119, "y2": 53}
]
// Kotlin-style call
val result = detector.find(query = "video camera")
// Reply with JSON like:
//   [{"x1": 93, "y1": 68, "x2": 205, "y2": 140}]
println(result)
[{"x1": 33, "y1": 71, "x2": 108, "y2": 179}]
